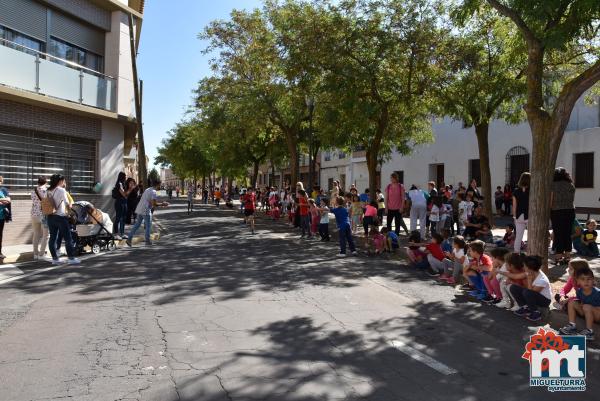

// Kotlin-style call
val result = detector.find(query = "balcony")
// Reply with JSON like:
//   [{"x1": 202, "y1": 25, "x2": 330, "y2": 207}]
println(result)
[{"x1": 0, "y1": 38, "x2": 116, "y2": 112}]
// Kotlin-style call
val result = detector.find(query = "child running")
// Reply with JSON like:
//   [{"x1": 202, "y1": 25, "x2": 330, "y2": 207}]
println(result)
[
  {"x1": 559, "y1": 263, "x2": 600, "y2": 340},
  {"x1": 242, "y1": 188, "x2": 257, "y2": 234},
  {"x1": 331, "y1": 196, "x2": 357, "y2": 257}
]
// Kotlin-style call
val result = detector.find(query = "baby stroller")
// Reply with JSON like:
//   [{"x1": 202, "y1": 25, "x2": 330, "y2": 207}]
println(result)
[{"x1": 70, "y1": 201, "x2": 117, "y2": 255}]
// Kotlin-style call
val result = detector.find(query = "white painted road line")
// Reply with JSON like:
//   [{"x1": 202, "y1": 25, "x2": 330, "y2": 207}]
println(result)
[{"x1": 390, "y1": 340, "x2": 458, "y2": 375}]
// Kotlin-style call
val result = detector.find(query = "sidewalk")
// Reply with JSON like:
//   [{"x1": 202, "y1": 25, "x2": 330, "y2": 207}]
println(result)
[{"x1": 1, "y1": 222, "x2": 163, "y2": 265}]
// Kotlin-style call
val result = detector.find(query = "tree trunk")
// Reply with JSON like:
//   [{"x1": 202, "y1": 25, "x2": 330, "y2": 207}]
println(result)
[
  {"x1": 270, "y1": 160, "x2": 276, "y2": 187},
  {"x1": 311, "y1": 143, "x2": 320, "y2": 187},
  {"x1": 366, "y1": 148, "x2": 379, "y2": 200},
  {"x1": 227, "y1": 176, "x2": 233, "y2": 195},
  {"x1": 251, "y1": 160, "x2": 260, "y2": 189},
  {"x1": 474, "y1": 122, "x2": 494, "y2": 223},
  {"x1": 527, "y1": 116, "x2": 556, "y2": 271},
  {"x1": 282, "y1": 129, "x2": 299, "y2": 186}
]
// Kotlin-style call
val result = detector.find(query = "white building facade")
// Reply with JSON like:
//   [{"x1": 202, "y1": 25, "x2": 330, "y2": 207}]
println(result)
[{"x1": 322, "y1": 95, "x2": 600, "y2": 208}]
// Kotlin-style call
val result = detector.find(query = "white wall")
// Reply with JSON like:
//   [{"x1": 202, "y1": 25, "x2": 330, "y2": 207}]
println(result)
[
  {"x1": 99, "y1": 120, "x2": 125, "y2": 197},
  {"x1": 380, "y1": 98, "x2": 600, "y2": 208}
]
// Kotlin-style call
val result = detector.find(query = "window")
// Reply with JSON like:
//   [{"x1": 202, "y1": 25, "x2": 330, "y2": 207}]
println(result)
[
  {"x1": 338, "y1": 151, "x2": 346, "y2": 159},
  {"x1": 0, "y1": 25, "x2": 43, "y2": 55},
  {"x1": 574, "y1": 153, "x2": 594, "y2": 188},
  {"x1": 0, "y1": 128, "x2": 96, "y2": 192},
  {"x1": 328, "y1": 178, "x2": 334, "y2": 190},
  {"x1": 469, "y1": 159, "x2": 481, "y2": 185},
  {"x1": 324, "y1": 151, "x2": 331, "y2": 162},
  {"x1": 48, "y1": 37, "x2": 103, "y2": 73}
]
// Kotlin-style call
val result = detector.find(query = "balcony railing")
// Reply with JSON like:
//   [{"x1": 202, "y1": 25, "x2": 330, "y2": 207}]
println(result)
[{"x1": 0, "y1": 38, "x2": 116, "y2": 112}]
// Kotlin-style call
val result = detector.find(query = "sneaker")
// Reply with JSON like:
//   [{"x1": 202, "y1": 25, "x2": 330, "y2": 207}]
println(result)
[
  {"x1": 552, "y1": 301, "x2": 565, "y2": 311},
  {"x1": 578, "y1": 328, "x2": 595, "y2": 340},
  {"x1": 337, "y1": 253, "x2": 347, "y2": 258},
  {"x1": 490, "y1": 298, "x2": 503, "y2": 305},
  {"x1": 351, "y1": 251, "x2": 358, "y2": 256},
  {"x1": 122, "y1": 234, "x2": 129, "y2": 240},
  {"x1": 509, "y1": 304, "x2": 521, "y2": 312},
  {"x1": 481, "y1": 296, "x2": 495, "y2": 304},
  {"x1": 114, "y1": 235, "x2": 122, "y2": 240},
  {"x1": 126, "y1": 239, "x2": 132, "y2": 247},
  {"x1": 495, "y1": 300, "x2": 511, "y2": 309},
  {"x1": 513, "y1": 307, "x2": 530, "y2": 317},
  {"x1": 461, "y1": 283, "x2": 472, "y2": 291},
  {"x1": 67, "y1": 258, "x2": 81, "y2": 265},
  {"x1": 526, "y1": 311, "x2": 542, "y2": 321},
  {"x1": 427, "y1": 268, "x2": 440, "y2": 277},
  {"x1": 33, "y1": 254, "x2": 39, "y2": 261},
  {"x1": 558, "y1": 323, "x2": 579, "y2": 335},
  {"x1": 51, "y1": 258, "x2": 66, "y2": 265}
]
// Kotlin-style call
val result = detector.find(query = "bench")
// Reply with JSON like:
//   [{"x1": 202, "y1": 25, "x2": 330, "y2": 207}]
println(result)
[{"x1": 575, "y1": 207, "x2": 600, "y2": 223}]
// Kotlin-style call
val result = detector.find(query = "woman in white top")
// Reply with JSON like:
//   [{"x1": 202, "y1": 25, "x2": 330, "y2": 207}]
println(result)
[
  {"x1": 31, "y1": 176, "x2": 49, "y2": 260},
  {"x1": 46, "y1": 174, "x2": 80, "y2": 265},
  {"x1": 408, "y1": 185, "x2": 428, "y2": 238}
]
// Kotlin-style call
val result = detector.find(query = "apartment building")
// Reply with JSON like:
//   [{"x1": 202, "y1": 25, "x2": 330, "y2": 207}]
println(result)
[
  {"x1": 0, "y1": 0, "x2": 145, "y2": 246},
  {"x1": 322, "y1": 95, "x2": 600, "y2": 207}
]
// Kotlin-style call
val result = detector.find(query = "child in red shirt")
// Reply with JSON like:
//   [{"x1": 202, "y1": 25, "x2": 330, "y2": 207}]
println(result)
[
  {"x1": 466, "y1": 240, "x2": 492, "y2": 301},
  {"x1": 408, "y1": 232, "x2": 445, "y2": 276},
  {"x1": 298, "y1": 190, "x2": 311, "y2": 238}
]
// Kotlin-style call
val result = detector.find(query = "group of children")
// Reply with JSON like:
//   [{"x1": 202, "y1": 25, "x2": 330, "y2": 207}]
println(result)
[
  {"x1": 240, "y1": 183, "x2": 600, "y2": 340},
  {"x1": 402, "y1": 229, "x2": 600, "y2": 339}
]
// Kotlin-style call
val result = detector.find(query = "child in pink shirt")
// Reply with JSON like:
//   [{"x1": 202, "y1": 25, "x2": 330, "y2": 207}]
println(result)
[
  {"x1": 309, "y1": 199, "x2": 320, "y2": 235},
  {"x1": 554, "y1": 259, "x2": 586, "y2": 310}
]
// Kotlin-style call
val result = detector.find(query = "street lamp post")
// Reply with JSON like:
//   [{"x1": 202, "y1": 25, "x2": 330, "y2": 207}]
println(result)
[{"x1": 305, "y1": 96, "x2": 315, "y2": 196}]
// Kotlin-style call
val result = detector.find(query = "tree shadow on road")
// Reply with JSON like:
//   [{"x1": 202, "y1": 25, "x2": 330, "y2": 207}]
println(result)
[{"x1": 3, "y1": 204, "x2": 424, "y2": 305}]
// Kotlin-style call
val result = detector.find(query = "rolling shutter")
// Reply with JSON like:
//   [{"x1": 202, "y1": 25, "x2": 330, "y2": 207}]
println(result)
[
  {"x1": 51, "y1": 10, "x2": 104, "y2": 55},
  {"x1": 0, "y1": 0, "x2": 47, "y2": 41}
]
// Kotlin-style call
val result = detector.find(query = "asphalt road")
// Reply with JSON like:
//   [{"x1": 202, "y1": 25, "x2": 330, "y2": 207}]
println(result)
[{"x1": 0, "y1": 201, "x2": 598, "y2": 401}]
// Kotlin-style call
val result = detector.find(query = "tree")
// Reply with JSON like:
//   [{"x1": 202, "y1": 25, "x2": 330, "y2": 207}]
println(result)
[
  {"x1": 201, "y1": 6, "x2": 316, "y2": 186},
  {"x1": 438, "y1": 9, "x2": 526, "y2": 220},
  {"x1": 462, "y1": 0, "x2": 600, "y2": 265},
  {"x1": 287, "y1": 0, "x2": 440, "y2": 195},
  {"x1": 148, "y1": 168, "x2": 160, "y2": 186}
]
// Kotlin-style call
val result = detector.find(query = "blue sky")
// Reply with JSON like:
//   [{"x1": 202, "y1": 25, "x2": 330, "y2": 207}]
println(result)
[{"x1": 138, "y1": 0, "x2": 263, "y2": 168}]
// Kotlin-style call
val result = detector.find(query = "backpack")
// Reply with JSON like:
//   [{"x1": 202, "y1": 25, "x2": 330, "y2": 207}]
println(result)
[
  {"x1": 111, "y1": 185, "x2": 120, "y2": 199},
  {"x1": 41, "y1": 190, "x2": 61, "y2": 216}
]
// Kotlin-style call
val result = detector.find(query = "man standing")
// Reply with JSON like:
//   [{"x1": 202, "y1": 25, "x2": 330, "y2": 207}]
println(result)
[
  {"x1": 126, "y1": 180, "x2": 169, "y2": 247},
  {"x1": 385, "y1": 173, "x2": 409, "y2": 235}
]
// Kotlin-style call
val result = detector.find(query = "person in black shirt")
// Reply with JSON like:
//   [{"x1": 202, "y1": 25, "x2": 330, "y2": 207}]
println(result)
[
  {"x1": 466, "y1": 179, "x2": 483, "y2": 207},
  {"x1": 463, "y1": 206, "x2": 489, "y2": 239},
  {"x1": 512, "y1": 172, "x2": 530, "y2": 252},
  {"x1": 580, "y1": 219, "x2": 599, "y2": 257}
]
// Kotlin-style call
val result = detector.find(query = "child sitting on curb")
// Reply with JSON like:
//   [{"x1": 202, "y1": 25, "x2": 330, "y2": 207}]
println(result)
[
  {"x1": 405, "y1": 231, "x2": 427, "y2": 268},
  {"x1": 553, "y1": 258, "x2": 587, "y2": 310},
  {"x1": 409, "y1": 232, "x2": 445, "y2": 276},
  {"x1": 496, "y1": 252, "x2": 527, "y2": 311},
  {"x1": 559, "y1": 263, "x2": 600, "y2": 340},
  {"x1": 440, "y1": 235, "x2": 468, "y2": 285},
  {"x1": 510, "y1": 256, "x2": 552, "y2": 322},
  {"x1": 496, "y1": 223, "x2": 515, "y2": 248},
  {"x1": 465, "y1": 240, "x2": 492, "y2": 301},
  {"x1": 579, "y1": 219, "x2": 599, "y2": 257},
  {"x1": 483, "y1": 248, "x2": 510, "y2": 304},
  {"x1": 381, "y1": 227, "x2": 400, "y2": 253}
]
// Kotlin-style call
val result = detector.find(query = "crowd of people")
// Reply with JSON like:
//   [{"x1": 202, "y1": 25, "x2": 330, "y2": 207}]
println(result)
[{"x1": 231, "y1": 169, "x2": 599, "y2": 340}]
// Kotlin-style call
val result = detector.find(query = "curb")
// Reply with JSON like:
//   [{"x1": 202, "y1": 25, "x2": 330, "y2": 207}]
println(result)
[{"x1": 0, "y1": 232, "x2": 161, "y2": 265}]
